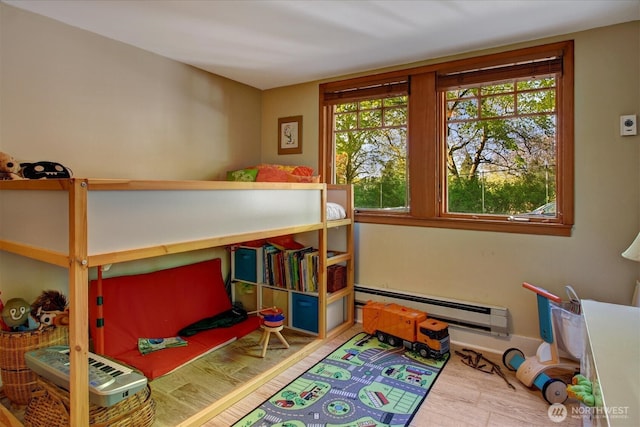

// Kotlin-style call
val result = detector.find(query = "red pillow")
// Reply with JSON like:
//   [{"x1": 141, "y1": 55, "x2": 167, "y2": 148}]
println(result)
[
  {"x1": 254, "y1": 164, "x2": 317, "y2": 182},
  {"x1": 256, "y1": 167, "x2": 288, "y2": 182},
  {"x1": 291, "y1": 166, "x2": 314, "y2": 176}
]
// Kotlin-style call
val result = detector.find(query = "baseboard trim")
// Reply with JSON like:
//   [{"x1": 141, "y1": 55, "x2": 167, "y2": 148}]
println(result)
[
  {"x1": 354, "y1": 305, "x2": 540, "y2": 357},
  {"x1": 449, "y1": 326, "x2": 540, "y2": 357}
]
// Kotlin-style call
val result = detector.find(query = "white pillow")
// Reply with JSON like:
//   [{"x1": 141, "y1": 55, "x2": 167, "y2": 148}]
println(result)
[{"x1": 326, "y1": 202, "x2": 346, "y2": 220}]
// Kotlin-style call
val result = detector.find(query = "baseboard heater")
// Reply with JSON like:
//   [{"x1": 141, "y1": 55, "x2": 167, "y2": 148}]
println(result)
[{"x1": 355, "y1": 284, "x2": 509, "y2": 336}]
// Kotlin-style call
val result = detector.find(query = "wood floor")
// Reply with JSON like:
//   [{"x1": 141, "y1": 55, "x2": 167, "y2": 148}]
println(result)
[
  {"x1": 0, "y1": 328, "x2": 319, "y2": 426},
  {"x1": 150, "y1": 328, "x2": 318, "y2": 426},
  {"x1": 1, "y1": 324, "x2": 583, "y2": 426}
]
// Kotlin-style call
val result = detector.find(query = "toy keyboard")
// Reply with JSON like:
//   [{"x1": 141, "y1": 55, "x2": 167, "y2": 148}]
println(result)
[{"x1": 25, "y1": 345, "x2": 147, "y2": 407}]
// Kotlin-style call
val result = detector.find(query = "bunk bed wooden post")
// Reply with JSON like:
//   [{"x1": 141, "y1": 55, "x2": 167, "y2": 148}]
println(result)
[
  {"x1": 318, "y1": 185, "x2": 328, "y2": 339},
  {"x1": 324, "y1": 184, "x2": 356, "y2": 339},
  {"x1": 343, "y1": 185, "x2": 355, "y2": 327},
  {"x1": 68, "y1": 178, "x2": 91, "y2": 426}
]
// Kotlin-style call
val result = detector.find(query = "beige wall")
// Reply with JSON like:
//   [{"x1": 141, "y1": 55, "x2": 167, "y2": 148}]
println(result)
[
  {"x1": 0, "y1": 4, "x2": 262, "y2": 179},
  {"x1": 0, "y1": 4, "x2": 261, "y2": 300},
  {"x1": 262, "y1": 21, "x2": 640, "y2": 337},
  {"x1": 260, "y1": 82, "x2": 320, "y2": 170},
  {"x1": 1, "y1": 2, "x2": 638, "y2": 339}
]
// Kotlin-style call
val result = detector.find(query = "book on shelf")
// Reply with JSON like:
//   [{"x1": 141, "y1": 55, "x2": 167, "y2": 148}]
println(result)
[{"x1": 261, "y1": 244, "x2": 319, "y2": 292}]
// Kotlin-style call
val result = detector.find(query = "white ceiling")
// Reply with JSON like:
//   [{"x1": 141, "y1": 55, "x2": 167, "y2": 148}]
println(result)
[{"x1": 4, "y1": 0, "x2": 640, "y2": 90}]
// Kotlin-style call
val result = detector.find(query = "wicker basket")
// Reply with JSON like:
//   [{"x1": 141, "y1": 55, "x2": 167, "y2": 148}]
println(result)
[
  {"x1": 0, "y1": 326, "x2": 68, "y2": 405},
  {"x1": 24, "y1": 377, "x2": 156, "y2": 427},
  {"x1": 327, "y1": 264, "x2": 347, "y2": 293}
]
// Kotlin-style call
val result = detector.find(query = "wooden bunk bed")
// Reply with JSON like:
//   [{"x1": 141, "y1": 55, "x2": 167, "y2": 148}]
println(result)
[{"x1": 0, "y1": 178, "x2": 354, "y2": 426}]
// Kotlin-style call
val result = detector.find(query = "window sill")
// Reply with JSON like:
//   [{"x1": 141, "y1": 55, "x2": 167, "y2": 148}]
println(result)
[{"x1": 355, "y1": 211, "x2": 573, "y2": 237}]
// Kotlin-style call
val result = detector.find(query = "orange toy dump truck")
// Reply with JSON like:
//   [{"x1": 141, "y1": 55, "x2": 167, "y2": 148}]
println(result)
[{"x1": 362, "y1": 301, "x2": 450, "y2": 359}]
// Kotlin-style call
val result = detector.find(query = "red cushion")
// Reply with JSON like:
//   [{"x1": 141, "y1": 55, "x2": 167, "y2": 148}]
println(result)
[
  {"x1": 113, "y1": 316, "x2": 260, "y2": 379},
  {"x1": 256, "y1": 167, "x2": 289, "y2": 182},
  {"x1": 89, "y1": 259, "x2": 259, "y2": 379},
  {"x1": 291, "y1": 165, "x2": 314, "y2": 176},
  {"x1": 254, "y1": 164, "x2": 318, "y2": 182}
]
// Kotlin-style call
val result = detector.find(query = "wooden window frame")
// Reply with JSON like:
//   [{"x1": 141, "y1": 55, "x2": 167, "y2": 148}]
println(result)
[{"x1": 319, "y1": 41, "x2": 574, "y2": 236}]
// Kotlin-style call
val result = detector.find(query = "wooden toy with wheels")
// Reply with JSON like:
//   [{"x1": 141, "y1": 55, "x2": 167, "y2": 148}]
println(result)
[{"x1": 502, "y1": 282, "x2": 580, "y2": 404}]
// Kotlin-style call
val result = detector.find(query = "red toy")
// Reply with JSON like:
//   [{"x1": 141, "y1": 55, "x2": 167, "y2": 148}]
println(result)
[
  {"x1": 259, "y1": 307, "x2": 285, "y2": 327},
  {"x1": 255, "y1": 306, "x2": 289, "y2": 358}
]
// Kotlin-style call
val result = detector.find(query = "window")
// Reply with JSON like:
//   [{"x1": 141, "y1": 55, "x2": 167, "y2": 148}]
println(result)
[
  {"x1": 443, "y1": 77, "x2": 557, "y2": 217},
  {"x1": 334, "y1": 96, "x2": 408, "y2": 210},
  {"x1": 320, "y1": 41, "x2": 574, "y2": 236}
]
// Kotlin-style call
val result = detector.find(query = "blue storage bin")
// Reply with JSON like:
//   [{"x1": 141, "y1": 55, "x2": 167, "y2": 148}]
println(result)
[
  {"x1": 292, "y1": 293, "x2": 318, "y2": 333},
  {"x1": 232, "y1": 246, "x2": 263, "y2": 283}
]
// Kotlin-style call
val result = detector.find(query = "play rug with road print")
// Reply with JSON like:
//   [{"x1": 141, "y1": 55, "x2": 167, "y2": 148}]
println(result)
[{"x1": 232, "y1": 332, "x2": 449, "y2": 427}]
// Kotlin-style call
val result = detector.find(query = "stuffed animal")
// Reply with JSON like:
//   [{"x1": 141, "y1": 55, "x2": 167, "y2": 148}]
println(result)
[
  {"x1": 0, "y1": 151, "x2": 73, "y2": 180},
  {"x1": 2, "y1": 298, "x2": 32, "y2": 331},
  {"x1": 566, "y1": 374, "x2": 595, "y2": 407},
  {"x1": 0, "y1": 151, "x2": 22, "y2": 180},
  {"x1": 20, "y1": 161, "x2": 73, "y2": 179},
  {"x1": 52, "y1": 310, "x2": 70, "y2": 326},
  {"x1": 31, "y1": 290, "x2": 69, "y2": 329},
  {"x1": 35, "y1": 308, "x2": 70, "y2": 328}
]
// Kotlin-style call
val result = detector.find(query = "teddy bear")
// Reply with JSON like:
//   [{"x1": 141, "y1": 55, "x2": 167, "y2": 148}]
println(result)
[{"x1": 0, "y1": 151, "x2": 23, "y2": 180}]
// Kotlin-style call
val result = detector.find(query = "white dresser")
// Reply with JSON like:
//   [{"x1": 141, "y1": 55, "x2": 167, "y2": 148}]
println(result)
[{"x1": 581, "y1": 300, "x2": 640, "y2": 426}]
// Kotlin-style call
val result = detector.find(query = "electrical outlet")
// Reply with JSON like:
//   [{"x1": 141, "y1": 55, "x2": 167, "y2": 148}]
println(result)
[{"x1": 620, "y1": 114, "x2": 637, "y2": 136}]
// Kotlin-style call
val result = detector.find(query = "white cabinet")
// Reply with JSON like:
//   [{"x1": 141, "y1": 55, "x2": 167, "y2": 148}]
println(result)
[{"x1": 581, "y1": 300, "x2": 640, "y2": 426}]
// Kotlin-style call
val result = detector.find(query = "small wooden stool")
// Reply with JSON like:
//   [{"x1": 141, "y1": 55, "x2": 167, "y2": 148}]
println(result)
[{"x1": 258, "y1": 325, "x2": 289, "y2": 358}]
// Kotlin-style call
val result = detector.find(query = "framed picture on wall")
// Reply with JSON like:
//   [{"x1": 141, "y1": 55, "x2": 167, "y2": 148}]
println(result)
[{"x1": 278, "y1": 116, "x2": 302, "y2": 155}]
